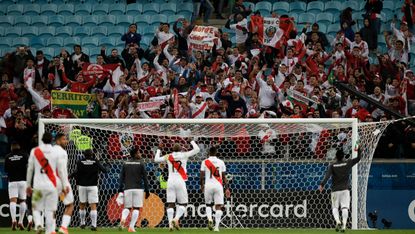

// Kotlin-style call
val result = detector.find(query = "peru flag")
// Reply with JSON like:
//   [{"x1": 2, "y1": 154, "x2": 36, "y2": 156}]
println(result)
[{"x1": 250, "y1": 15, "x2": 284, "y2": 48}]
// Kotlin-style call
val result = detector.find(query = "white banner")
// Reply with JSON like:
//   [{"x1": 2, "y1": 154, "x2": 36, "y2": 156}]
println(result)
[
  {"x1": 136, "y1": 101, "x2": 164, "y2": 111},
  {"x1": 263, "y1": 17, "x2": 284, "y2": 48},
  {"x1": 188, "y1": 25, "x2": 219, "y2": 51},
  {"x1": 149, "y1": 92, "x2": 187, "y2": 102}
]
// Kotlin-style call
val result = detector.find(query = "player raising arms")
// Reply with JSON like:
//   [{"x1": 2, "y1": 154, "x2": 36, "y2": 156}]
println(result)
[
  {"x1": 5, "y1": 142, "x2": 28, "y2": 231},
  {"x1": 200, "y1": 146, "x2": 230, "y2": 232},
  {"x1": 319, "y1": 146, "x2": 361, "y2": 233},
  {"x1": 118, "y1": 147, "x2": 150, "y2": 233},
  {"x1": 54, "y1": 133, "x2": 75, "y2": 234},
  {"x1": 26, "y1": 132, "x2": 69, "y2": 234},
  {"x1": 70, "y1": 149, "x2": 108, "y2": 231},
  {"x1": 154, "y1": 140, "x2": 200, "y2": 231}
]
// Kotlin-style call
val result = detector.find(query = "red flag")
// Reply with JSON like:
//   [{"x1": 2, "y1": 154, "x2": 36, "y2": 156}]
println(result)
[
  {"x1": 250, "y1": 15, "x2": 284, "y2": 48},
  {"x1": 81, "y1": 63, "x2": 119, "y2": 82}
]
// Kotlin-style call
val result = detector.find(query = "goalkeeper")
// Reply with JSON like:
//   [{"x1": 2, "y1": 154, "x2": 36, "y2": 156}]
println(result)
[
  {"x1": 319, "y1": 146, "x2": 361, "y2": 233},
  {"x1": 70, "y1": 149, "x2": 108, "y2": 231},
  {"x1": 117, "y1": 147, "x2": 150, "y2": 233}
]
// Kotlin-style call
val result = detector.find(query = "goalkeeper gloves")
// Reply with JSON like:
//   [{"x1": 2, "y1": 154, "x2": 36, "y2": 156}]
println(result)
[
  {"x1": 116, "y1": 192, "x2": 124, "y2": 206},
  {"x1": 145, "y1": 191, "x2": 150, "y2": 199}
]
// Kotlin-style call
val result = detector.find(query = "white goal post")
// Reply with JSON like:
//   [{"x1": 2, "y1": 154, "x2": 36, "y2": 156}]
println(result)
[{"x1": 38, "y1": 118, "x2": 388, "y2": 230}]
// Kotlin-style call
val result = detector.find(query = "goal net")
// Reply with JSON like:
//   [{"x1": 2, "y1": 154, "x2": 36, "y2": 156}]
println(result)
[{"x1": 38, "y1": 118, "x2": 390, "y2": 229}]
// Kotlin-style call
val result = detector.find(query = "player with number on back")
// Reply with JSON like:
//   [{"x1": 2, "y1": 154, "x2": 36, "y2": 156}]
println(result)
[
  {"x1": 319, "y1": 144, "x2": 361, "y2": 233},
  {"x1": 54, "y1": 133, "x2": 75, "y2": 234},
  {"x1": 5, "y1": 142, "x2": 29, "y2": 231},
  {"x1": 154, "y1": 140, "x2": 200, "y2": 231},
  {"x1": 70, "y1": 149, "x2": 108, "y2": 231},
  {"x1": 117, "y1": 147, "x2": 150, "y2": 233},
  {"x1": 26, "y1": 132, "x2": 69, "y2": 234},
  {"x1": 200, "y1": 146, "x2": 231, "y2": 232}
]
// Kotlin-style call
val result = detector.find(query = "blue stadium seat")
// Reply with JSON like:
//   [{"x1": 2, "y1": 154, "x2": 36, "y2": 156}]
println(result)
[
  {"x1": 383, "y1": 1, "x2": 395, "y2": 17},
  {"x1": 141, "y1": 36, "x2": 150, "y2": 48},
  {"x1": 5, "y1": 27, "x2": 21, "y2": 37},
  {"x1": 255, "y1": 1, "x2": 271, "y2": 16},
  {"x1": 65, "y1": 15, "x2": 82, "y2": 26},
  {"x1": 0, "y1": 16, "x2": 14, "y2": 27},
  {"x1": 82, "y1": 15, "x2": 98, "y2": 26},
  {"x1": 0, "y1": 0, "x2": 16, "y2": 6},
  {"x1": 126, "y1": 3, "x2": 142, "y2": 15},
  {"x1": 152, "y1": 0, "x2": 167, "y2": 4},
  {"x1": 31, "y1": 16, "x2": 48, "y2": 26},
  {"x1": 79, "y1": 47, "x2": 89, "y2": 56},
  {"x1": 298, "y1": 13, "x2": 315, "y2": 24},
  {"x1": 40, "y1": 4, "x2": 57, "y2": 15},
  {"x1": 82, "y1": 37, "x2": 99, "y2": 47},
  {"x1": 37, "y1": 26, "x2": 55, "y2": 38},
  {"x1": 98, "y1": 15, "x2": 115, "y2": 26},
  {"x1": 316, "y1": 13, "x2": 333, "y2": 25},
  {"x1": 143, "y1": 3, "x2": 159, "y2": 15},
  {"x1": 91, "y1": 26, "x2": 107, "y2": 37},
  {"x1": 7, "y1": 4, "x2": 23, "y2": 15},
  {"x1": 0, "y1": 28, "x2": 4, "y2": 37},
  {"x1": 113, "y1": 36, "x2": 124, "y2": 47},
  {"x1": 342, "y1": 1, "x2": 360, "y2": 12},
  {"x1": 19, "y1": 0, "x2": 34, "y2": 5},
  {"x1": 29, "y1": 37, "x2": 45, "y2": 48},
  {"x1": 324, "y1": 1, "x2": 341, "y2": 15},
  {"x1": 88, "y1": 47, "x2": 101, "y2": 57},
  {"x1": 177, "y1": 3, "x2": 192, "y2": 15},
  {"x1": 47, "y1": 37, "x2": 63, "y2": 47},
  {"x1": 58, "y1": 3, "x2": 74, "y2": 16},
  {"x1": 289, "y1": 2, "x2": 306, "y2": 14},
  {"x1": 135, "y1": 15, "x2": 151, "y2": 27},
  {"x1": 93, "y1": 4, "x2": 109, "y2": 15},
  {"x1": 306, "y1": 1, "x2": 324, "y2": 14},
  {"x1": 14, "y1": 16, "x2": 31, "y2": 26},
  {"x1": 98, "y1": 37, "x2": 114, "y2": 47},
  {"x1": 35, "y1": 0, "x2": 52, "y2": 4},
  {"x1": 352, "y1": 12, "x2": 363, "y2": 23},
  {"x1": 107, "y1": 26, "x2": 124, "y2": 37},
  {"x1": 327, "y1": 24, "x2": 339, "y2": 37},
  {"x1": 51, "y1": 0, "x2": 68, "y2": 4},
  {"x1": 55, "y1": 26, "x2": 72, "y2": 37},
  {"x1": 394, "y1": 1, "x2": 402, "y2": 12},
  {"x1": 38, "y1": 47, "x2": 54, "y2": 59},
  {"x1": 272, "y1": 2, "x2": 289, "y2": 15},
  {"x1": 150, "y1": 14, "x2": 167, "y2": 26},
  {"x1": 48, "y1": 15, "x2": 64, "y2": 26},
  {"x1": 167, "y1": 14, "x2": 184, "y2": 24},
  {"x1": 0, "y1": 6, "x2": 6, "y2": 16},
  {"x1": 242, "y1": 2, "x2": 254, "y2": 11},
  {"x1": 0, "y1": 38, "x2": 12, "y2": 49},
  {"x1": 75, "y1": 4, "x2": 92, "y2": 15},
  {"x1": 160, "y1": 3, "x2": 176, "y2": 15},
  {"x1": 116, "y1": 15, "x2": 133, "y2": 27},
  {"x1": 23, "y1": 4, "x2": 40, "y2": 15},
  {"x1": 64, "y1": 37, "x2": 81, "y2": 47},
  {"x1": 73, "y1": 26, "x2": 90, "y2": 37},
  {"x1": 143, "y1": 25, "x2": 157, "y2": 37},
  {"x1": 100, "y1": 0, "x2": 117, "y2": 4},
  {"x1": 109, "y1": 4, "x2": 125, "y2": 15},
  {"x1": 12, "y1": 37, "x2": 29, "y2": 47},
  {"x1": 317, "y1": 23, "x2": 327, "y2": 34}
]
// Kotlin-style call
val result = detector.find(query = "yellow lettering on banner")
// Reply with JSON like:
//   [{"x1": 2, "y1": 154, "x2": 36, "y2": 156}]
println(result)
[{"x1": 72, "y1": 109, "x2": 85, "y2": 117}]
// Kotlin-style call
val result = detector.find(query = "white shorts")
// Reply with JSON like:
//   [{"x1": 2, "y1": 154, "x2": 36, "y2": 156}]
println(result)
[
  {"x1": 166, "y1": 179, "x2": 188, "y2": 204},
  {"x1": 78, "y1": 186, "x2": 99, "y2": 204},
  {"x1": 8, "y1": 181, "x2": 27, "y2": 200},
  {"x1": 204, "y1": 183, "x2": 224, "y2": 205},
  {"x1": 124, "y1": 189, "x2": 143, "y2": 208},
  {"x1": 32, "y1": 189, "x2": 58, "y2": 211},
  {"x1": 62, "y1": 187, "x2": 74, "y2": 206},
  {"x1": 331, "y1": 190, "x2": 350, "y2": 210}
]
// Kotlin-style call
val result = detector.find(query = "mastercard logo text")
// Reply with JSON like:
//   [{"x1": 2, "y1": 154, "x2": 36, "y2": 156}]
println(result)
[{"x1": 106, "y1": 193, "x2": 165, "y2": 227}]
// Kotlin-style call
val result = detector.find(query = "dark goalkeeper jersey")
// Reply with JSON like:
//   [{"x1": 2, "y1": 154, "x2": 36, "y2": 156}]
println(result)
[
  {"x1": 4, "y1": 151, "x2": 28, "y2": 182},
  {"x1": 320, "y1": 152, "x2": 361, "y2": 192},
  {"x1": 72, "y1": 158, "x2": 108, "y2": 186},
  {"x1": 119, "y1": 159, "x2": 149, "y2": 192}
]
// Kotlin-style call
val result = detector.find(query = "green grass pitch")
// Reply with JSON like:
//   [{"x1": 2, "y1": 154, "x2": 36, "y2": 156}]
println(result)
[{"x1": 0, "y1": 228, "x2": 412, "y2": 234}]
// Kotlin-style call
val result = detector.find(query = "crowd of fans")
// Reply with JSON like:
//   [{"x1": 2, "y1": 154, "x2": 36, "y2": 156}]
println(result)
[{"x1": 0, "y1": 0, "x2": 414, "y2": 158}]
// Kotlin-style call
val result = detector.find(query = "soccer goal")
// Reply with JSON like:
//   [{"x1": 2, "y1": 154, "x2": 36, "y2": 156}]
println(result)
[{"x1": 38, "y1": 118, "x2": 391, "y2": 230}]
